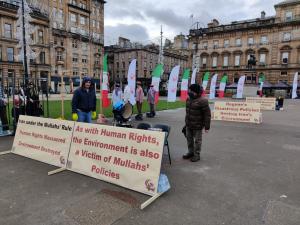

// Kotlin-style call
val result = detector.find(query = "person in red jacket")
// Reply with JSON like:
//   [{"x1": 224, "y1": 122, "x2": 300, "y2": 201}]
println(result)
[{"x1": 183, "y1": 84, "x2": 211, "y2": 162}]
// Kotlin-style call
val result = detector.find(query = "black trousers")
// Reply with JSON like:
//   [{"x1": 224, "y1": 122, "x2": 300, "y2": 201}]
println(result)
[{"x1": 0, "y1": 106, "x2": 9, "y2": 131}]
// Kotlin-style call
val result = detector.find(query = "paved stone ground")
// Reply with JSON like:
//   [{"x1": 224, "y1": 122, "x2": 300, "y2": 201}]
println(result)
[{"x1": 1, "y1": 100, "x2": 300, "y2": 225}]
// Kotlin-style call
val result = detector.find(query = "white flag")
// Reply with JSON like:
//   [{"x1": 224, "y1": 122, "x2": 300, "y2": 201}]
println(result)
[
  {"x1": 292, "y1": 72, "x2": 298, "y2": 99},
  {"x1": 167, "y1": 65, "x2": 180, "y2": 102},
  {"x1": 127, "y1": 59, "x2": 137, "y2": 105},
  {"x1": 236, "y1": 75, "x2": 246, "y2": 99},
  {"x1": 209, "y1": 74, "x2": 218, "y2": 99},
  {"x1": 191, "y1": 68, "x2": 197, "y2": 85}
]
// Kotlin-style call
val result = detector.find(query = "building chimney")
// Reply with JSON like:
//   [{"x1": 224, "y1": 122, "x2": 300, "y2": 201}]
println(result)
[{"x1": 261, "y1": 11, "x2": 266, "y2": 19}]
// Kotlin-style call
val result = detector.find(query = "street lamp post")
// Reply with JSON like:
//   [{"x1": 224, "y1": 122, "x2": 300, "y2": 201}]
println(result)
[{"x1": 21, "y1": 0, "x2": 29, "y2": 86}]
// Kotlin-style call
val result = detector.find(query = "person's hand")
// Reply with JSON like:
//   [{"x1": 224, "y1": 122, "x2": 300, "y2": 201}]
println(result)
[
  {"x1": 204, "y1": 130, "x2": 209, "y2": 133},
  {"x1": 72, "y1": 113, "x2": 78, "y2": 121},
  {"x1": 92, "y1": 111, "x2": 97, "y2": 120}
]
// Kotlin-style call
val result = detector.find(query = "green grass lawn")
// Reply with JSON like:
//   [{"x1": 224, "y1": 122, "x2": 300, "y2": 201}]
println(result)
[{"x1": 5, "y1": 100, "x2": 186, "y2": 121}]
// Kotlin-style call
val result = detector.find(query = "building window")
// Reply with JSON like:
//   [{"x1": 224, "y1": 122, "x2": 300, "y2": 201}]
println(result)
[
  {"x1": 92, "y1": 20, "x2": 96, "y2": 28},
  {"x1": 82, "y1": 42, "x2": 88, "y2": 51},
  {"x1": 261, "y1": 36, "x2": 268, "y2": 45},
  {"x1": 202, "y1": 57, "x2": 207, "y2": 68},
  {"x1": 122, "y1": 61, "x2": 125, "y2": 69},
  {"x1": 212, "y1": 56, "x2": 217, "y2": 67},
  {"x1": 80, "y1": 16, "x2": 86, "y2": 25},
  {"x1": 4, "y1": 24, "x2": 12, "y2": 39},
  {"x1": 282, "y1": 52, "x2": 289, "y2": 64},
  {"x1": 285, "y1": 11, "x2": 293, "y2": 21},
  {"x1": 259, "y1": 53, "x2": 266, "y2": 64},
  {"x1": 38, "y1": 30, "x2": 44, "y2": 44},
  {"x1": 280, "y1": 71, "x2": 288, "y2": 76},
  {"x1": 235, "y1": 38, "x2": 241, "y2": 46},
  {"x1": 97, "y1": 21, "x2": 100, "y2": 29},
  {"x1": 7, "y1": 47, "x2": 14, "y2": 62},
  {"x1": 82, "y1": 68, "x2": 88, "y2": 75},
  {"x1": 72, "y1": 39, "x2": 78, "y2": 48},
  {"x1": 234, "y1": 55, "x2": 240, "y2": 66},
  {"x1": 82, "y1": 55, "x2": 88, "y2": 64},
  {"x1": 72, "y1": 53, "x2": 78, "y2": 63},
  {"x1": 79, "y1": 1, "x2": 87, "y2": 9},
  {"x1": 213, "y1": 41, "x2": 219, "y2": 49},
  {"x1": 56, "y1": 51, "x2": 63, "y2": 61},
  {"x1": 40, "y1": 52, "x2": 45, "y2": 64},
  {"x1": 283, "y1": 32, "x2": 291, "y2": 42},
  {"x1": 248, "y1": 37, "x2": 254, "y2": 45},
  {"x1": 224, "y1": 39, "x2": 229, "y2": 48},
  {"x1": 223, "y1": 55, "x2": 228, "y2": 67},
  {"x1": 73, "y1": 67, "x2": 79, "y2": 76},
  {"x1": 70, "y1": 13, "x2": 77, "y2": 23}
]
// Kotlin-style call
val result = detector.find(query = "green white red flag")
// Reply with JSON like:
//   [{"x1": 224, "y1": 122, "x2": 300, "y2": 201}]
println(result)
[
  {"x1": 102, "y1": 54, "x2": 110, "y2": 108},
  {"x1": 191, "y1": 68, "x2": 197, "y2": 84},
  {"x1": 151, "y1": 64, "x2": 164, "y2": 104},
  {"x1": 258, "y1": 73, "x2": 265, "y2": 97},
  {"x1": 209, "y1": 74, "x2": 218, "y2": 99},
  {"x1": 218, "y1": 74, "x2": 228, "y2": 98},
  {"x1": 202, "y1": 72, "x2": 210, "y2": 96},
  {"x1": 167, "y1": 65, "x2": 180, "y2": 102},
  {"x1": 180, "y1": 69, "x2": 190, "y2": 101}
]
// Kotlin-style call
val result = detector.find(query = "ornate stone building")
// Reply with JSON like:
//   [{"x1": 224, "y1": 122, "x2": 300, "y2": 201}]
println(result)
[
  {"x1": 189, "y1": 0, "x2": 300, "y2": 85},
  {"x1": 105, "y1": 37, "x2": 189, "y2": 86},
  {"x1": 0, "y1": 0, "x2": 105, "y2": 88}
]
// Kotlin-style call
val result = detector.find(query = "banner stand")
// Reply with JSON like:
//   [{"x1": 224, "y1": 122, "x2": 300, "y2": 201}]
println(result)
[
  {"x1": 0, "y1": 150, "x2": 11, "y2": 156},
  {"x1": 48, "y1": 168, "x2": 66, "y2": 176},
  {"x1": 141, "y1": 192, "x2": 164, "y2": 210}
]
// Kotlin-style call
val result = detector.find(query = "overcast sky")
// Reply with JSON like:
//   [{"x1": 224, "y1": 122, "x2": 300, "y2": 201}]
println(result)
[{"x1": 104, "y1": 0, "x2": 280, "y2": 45}]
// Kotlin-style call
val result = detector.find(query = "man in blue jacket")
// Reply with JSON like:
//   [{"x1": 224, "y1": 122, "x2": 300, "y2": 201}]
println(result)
[{"x1": 72, "y1": 76, "x2": 96, "y2": 123}]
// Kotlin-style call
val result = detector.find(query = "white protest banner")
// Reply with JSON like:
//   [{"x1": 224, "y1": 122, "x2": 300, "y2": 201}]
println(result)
[
  {"x1": 292, "y1": 72, "x2": 298, "y2": 99},
  {"x1": 167, "y1": 65, "x2": 180, "y2": 102},
  {"x1": 12, "y1": 116, "x2": 74, "y2": 168},
  {"x1": 68, "y1": 123, "x2": 165, "y2": 196},
  {"x1": 237, "y1": 75, "x2": 246, "y2": 99},
  {"x1": 209, "y1": 74, "x2": 218, "y2": 99},
  {"x1": 127, "y1": 59, "x2": 137, "y2": 105},
  {"x1": 191, "y1": 68, "x2": 197, "y2": 85},
  {"x1": 213, "y1": 101, "x2": 262, "y2": 124},
  {"x1": 246, "y1": 97, "x2": 276, "y2": 110}
]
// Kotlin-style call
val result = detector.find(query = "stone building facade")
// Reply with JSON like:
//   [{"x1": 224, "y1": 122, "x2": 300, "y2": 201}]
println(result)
[
  {"x1": 105, "y1": 37, "x2": 189, "y2": 86},
  {"x1": 189, "y1": 0, "x2": 300, "y2": 85},
  {"x1": 0, "y1": 0, "x2": 104, "y2": 87}
]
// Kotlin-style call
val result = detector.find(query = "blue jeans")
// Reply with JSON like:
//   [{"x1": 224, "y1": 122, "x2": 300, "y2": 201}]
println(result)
[{"x1": 77, "y1": 111, "x2": 92, "y2": 123}]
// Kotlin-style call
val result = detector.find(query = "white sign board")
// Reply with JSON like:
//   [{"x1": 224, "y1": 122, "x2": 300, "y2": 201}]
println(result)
[
  {"x1": 246, "y1": 97, "x2": 276, "y2": 110},
  {"x1": 68, "y1": 123, "x2": 165, "y2": 196},
  {"x1": 12, "y1": 116, "x2": 74, "y2": 168},
  {"x1": 213, "y1": 102, "x2": 262, "y2": 124}
]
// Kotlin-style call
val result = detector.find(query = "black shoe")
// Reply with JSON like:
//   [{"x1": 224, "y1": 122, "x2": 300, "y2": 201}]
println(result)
[
  {"x1": 183, "y1": 152, "x2": 194, "y2": 159},
  {"x1": 190, "y1": 155, "x2": 200, "y2": 162}
]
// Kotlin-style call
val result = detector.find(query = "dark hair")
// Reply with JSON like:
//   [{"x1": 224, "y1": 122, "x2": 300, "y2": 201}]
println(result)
[{"x1": 189, "y1": 84, "x2": 203, "y2": 95}]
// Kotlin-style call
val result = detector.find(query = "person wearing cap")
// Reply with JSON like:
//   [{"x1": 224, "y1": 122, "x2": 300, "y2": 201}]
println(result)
[
  {"x1": 183, "y1": 84, "x2": 211, "y2": 162},
  {"x1": 147, "y1": 84, "x2": 156, "y2": 117},
  {"x1": 72, "y1": 76, "x2": 96, "y2": 123},
  {"x1": 112, "y1": 83, "x2": 123, "y2": 106},
  {"x1": 135, "y1": 81, "x2": 144, "y2": 120}
]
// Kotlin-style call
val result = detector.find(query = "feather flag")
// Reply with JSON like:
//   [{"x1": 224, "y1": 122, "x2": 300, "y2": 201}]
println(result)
[
  {"x1": 258, "y1": 73, "x2": 265, "y2": 97},
  {"x1": 127, "y1": 59, "x2": 137, "y2": 105},
  {"x1": 237, "y1": 75, "x2": 246, "y2": 99},
  {"x1": 151, "y1": 64, "x2": 164, "y2": 104},
  {"x1": 167, "y1": 65, "x2": 180, "y2": 102},
  {"x1": 218, "y1": 74, "x2": 228, "y2": 98},
  {"x1": 202, "y1": 72, "x2": 210, "y2": 96},
  {"x1": 209, "y1": 74, "x2": 218, "y2": 99},
  {"x1": 191, "y1": 68, "x2": 197, "y2": 85},
  {"x1": 180, "y1": 69, "x2": 190, "y2": 101},
  {"x1": 292, "y1": 72, "x2": 298, "y2": 99},
  {"x1": 102, "y1": 54, "x2": 110, "y2": 108}
]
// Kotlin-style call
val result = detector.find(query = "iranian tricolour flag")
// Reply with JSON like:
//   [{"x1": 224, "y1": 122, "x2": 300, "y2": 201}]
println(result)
[
  {"x1": 258, "y1": 73, "x2": 265, "y2": 97},
  {"x1": 102, "y1": 54, "x2": 110, "y2": 108},
  {"x1": 202, "y1": 72, "x2": 210, "y2": 96},
  {"x1": 218, "y1": 74, "x2": 228, "y2": 98},
  {"x1": 191, "y1": 68, "x2": 197, "y2": 85},
  {"x1": 180, "y1": 69, "x2": 190, "y2": 101},
  {"x1": 151, "y1": 64, "x2": 164, "y2": 104},
  {"x1": 292, "y1": 72, "x2": 298, "y2": 99}
]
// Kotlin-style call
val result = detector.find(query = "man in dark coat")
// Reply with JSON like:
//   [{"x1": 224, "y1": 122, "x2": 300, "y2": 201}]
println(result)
[
  {"x1": 183, "y1": 84, "x2": 211, "y2": 162},
  {"x1": 72, "y1": 76, "x2": 96, "y2": 123}
]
